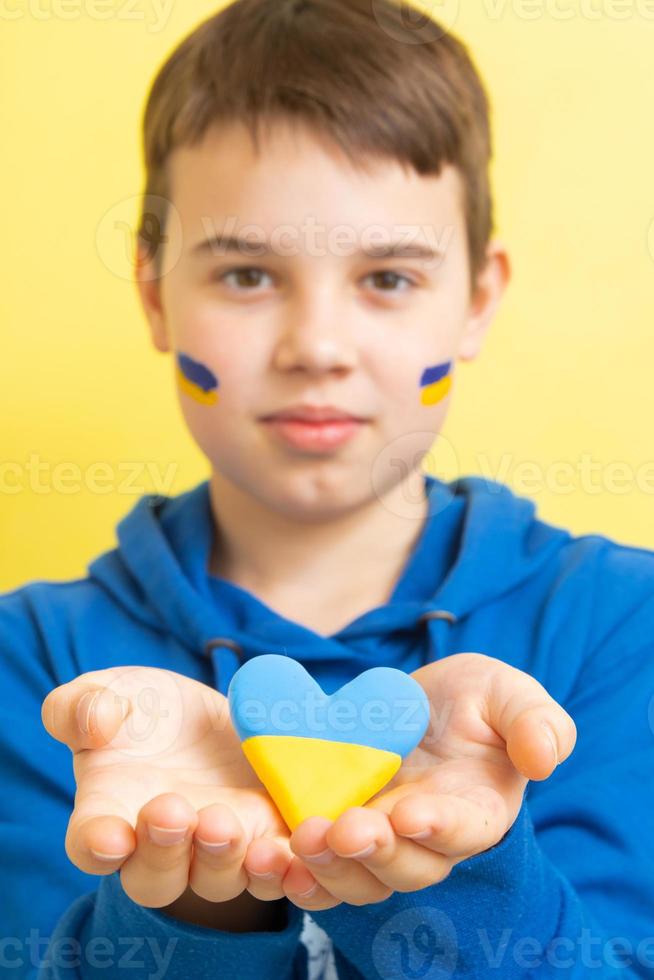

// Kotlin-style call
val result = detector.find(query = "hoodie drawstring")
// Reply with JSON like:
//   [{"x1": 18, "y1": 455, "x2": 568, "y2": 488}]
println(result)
[
  {"x1": 418, "y1": 609, "x2": 458, "y2": 665},
  {"x1": 204, "y1": 609, "x2": 457, "y2": 694},
  {"x1": 204, "y1": 637, "x2": 244, "y2": 695}
]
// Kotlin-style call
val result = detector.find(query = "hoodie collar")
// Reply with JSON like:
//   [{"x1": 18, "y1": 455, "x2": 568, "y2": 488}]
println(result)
[{"x1": 88, "y1": 473, "x2": 571, "y2": 665}]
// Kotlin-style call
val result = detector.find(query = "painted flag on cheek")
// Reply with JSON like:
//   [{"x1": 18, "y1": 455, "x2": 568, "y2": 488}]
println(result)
[
  {"x1": 420, "y1": 360, "x2": 453, "y2": 406},
  {"x1": 176, "y1": 352, "x2": 220, "y2": 406}
]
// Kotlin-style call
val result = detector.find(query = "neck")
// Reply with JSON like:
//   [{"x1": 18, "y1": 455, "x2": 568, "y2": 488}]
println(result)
[{"x1": 207, "y1": 468, "x2": 430, "y2": 603}]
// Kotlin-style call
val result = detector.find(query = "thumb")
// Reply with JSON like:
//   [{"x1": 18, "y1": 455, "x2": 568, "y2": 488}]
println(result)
[
  {"x1": 485, "y1": 660, "x2": 577, "y2": 781},
  {"x1": 41, "y1": 674, "x2": 131, "y2": 752}
]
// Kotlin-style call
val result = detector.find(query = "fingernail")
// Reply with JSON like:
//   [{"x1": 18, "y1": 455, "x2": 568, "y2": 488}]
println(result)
[
  {"x1": 249, "y1": 869, "x2": 277, "y2": 879},
  {"x1": 147, "y1": 824, "x2": 188, "y2": 846},
  {"x1": 196, "y1": 837, "x2": 232, "y2": 854},
  {"x1": 303, "y1": 846, "x2": 335, "y2": 865},
  {"x1": 90, "y1": 848, "x2": 131, "y2": 862},
  {"x1": 77, "y1": 691, "x2": 101, "y2": 736},
  {"x1": 540, "y1": 721, "x2": 559, "y2": 766},
  {"x1": 345, "y1": 842, "x2": 377, "y2": 860},
  {"x1": 297, "y1": 881, "x2": 319, "y2": 898}
]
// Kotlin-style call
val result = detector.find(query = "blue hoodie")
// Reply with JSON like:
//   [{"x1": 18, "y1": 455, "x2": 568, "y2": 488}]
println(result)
[{"x1": 2, "y1": 473, "x2": 653, "y2": 979}]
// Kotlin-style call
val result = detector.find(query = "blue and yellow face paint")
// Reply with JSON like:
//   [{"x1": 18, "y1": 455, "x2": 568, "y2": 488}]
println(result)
[
  {"x1": 176, "y1": 352, "x2": 220, "y2": 406},
  {"x1": 420, "y1": 360, "x2": 453, "y2": 406}
]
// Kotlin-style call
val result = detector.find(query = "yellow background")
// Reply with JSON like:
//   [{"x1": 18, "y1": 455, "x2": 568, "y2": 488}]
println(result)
[{"x1": 2, "y1": 0, "x2": 654, "y2": 592}]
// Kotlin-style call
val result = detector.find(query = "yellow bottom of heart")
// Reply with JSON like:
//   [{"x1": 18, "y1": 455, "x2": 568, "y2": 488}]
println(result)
[{"x1": 242, "y1": 734, "x2": 402, "y2": 831}]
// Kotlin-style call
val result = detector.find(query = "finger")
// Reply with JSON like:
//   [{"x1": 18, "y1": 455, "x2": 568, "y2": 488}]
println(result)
[
  {"x1": 66, "y1": 789, "x2": 137, "y2": 874},
  {"x1": 290, "y1": 814, "x2": 394, "y2": 906},
  {"x1": 282, "y1": 855, "x2": 342, "y2": 911},
  {"x1": 485, "y1": 661, "x2": 578, "y2": 780},
  {"x1": 42, "y1": 678, "x2": 131, "y2": 752},
  {"x1": 391, "y1": 788, "x2": 509, "y2": 859},
  {"x1": 243, "y1": 833, "x2": 295, "y2": 901},
  {"x1": 324, "y1": 806, "x2": 452, "y2": 893},
  {"x1": 189, "y1": 802, "x2": 249, "y2": 903},
  {"x1": 119, "y1": 793, "x2": 198, "y2": 908}
]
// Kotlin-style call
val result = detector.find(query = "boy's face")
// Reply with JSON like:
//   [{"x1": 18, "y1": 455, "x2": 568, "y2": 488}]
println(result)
[{"x1": 137, "y1": 120, "x2": 509, "y2": 519}]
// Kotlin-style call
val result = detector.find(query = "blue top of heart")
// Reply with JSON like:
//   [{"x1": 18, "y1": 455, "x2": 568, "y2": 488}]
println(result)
[{"x1": 227, "y1": 654, "x2": 430, "y2": 757}]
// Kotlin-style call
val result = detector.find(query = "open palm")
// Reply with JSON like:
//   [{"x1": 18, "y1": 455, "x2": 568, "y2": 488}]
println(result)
[
  {"x1": 365, "y1": 651, "x2": 576, "y2": 858},
  {"x1": 280, "y1": 652, "x2": 577, "y2": 910},
  {"x1": 42, "y1": 666, "x2": 294, "y2": 910}
]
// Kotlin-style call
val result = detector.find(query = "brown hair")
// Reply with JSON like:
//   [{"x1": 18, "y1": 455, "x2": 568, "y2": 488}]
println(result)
[{"x1": 137, "y1": 0, "x2": 495, "y2": 297}]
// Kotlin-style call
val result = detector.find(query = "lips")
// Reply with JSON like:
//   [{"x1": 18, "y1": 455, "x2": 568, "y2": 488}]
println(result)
[
  {"x1": 261, "y1": 416, "x2": 365, "y2": 452},
  {"x1": 263, "y1": 404, "x2": 366, "y2": 423}
]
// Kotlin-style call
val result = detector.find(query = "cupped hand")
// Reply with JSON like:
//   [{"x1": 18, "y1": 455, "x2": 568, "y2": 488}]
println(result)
[
  {"x1": 281, "y1": 652, "x2": 577, "y2": 910},
  {"x1": 41, "y1": 666, "x2": 340, "y2": 912}
]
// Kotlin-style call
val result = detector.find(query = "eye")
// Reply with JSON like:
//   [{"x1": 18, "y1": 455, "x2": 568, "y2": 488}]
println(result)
[
  {"x1": 215, "y1": 267, "x2": 273, "y2": 292},
  {"x1": 364, "y1": 270, "x2": 417, "y2": 294},
  {"x1": 213, "y1": 266, "x2": 417, "y2": 295}
]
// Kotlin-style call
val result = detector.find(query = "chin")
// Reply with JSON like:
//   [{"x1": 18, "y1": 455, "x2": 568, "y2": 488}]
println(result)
[{"x1": 245, "y1": 465, "x2": 376, "y2": 523}]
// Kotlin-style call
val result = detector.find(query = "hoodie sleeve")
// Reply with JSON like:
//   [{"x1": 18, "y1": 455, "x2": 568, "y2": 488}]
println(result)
[
  {"x1": 39, "y1": 873, "x2": 308, "y2": 980},
  {"x1": 0, "y1": 586, "x2": 308, "y2": 980},
  {"x1": 309, "y1": 541, "x2": 654, "y2": 980}
]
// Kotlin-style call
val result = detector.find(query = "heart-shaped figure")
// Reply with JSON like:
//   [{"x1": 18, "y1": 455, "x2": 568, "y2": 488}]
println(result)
[{"x1": 227, "y1": 654, "x2": 430, "y2": 830}]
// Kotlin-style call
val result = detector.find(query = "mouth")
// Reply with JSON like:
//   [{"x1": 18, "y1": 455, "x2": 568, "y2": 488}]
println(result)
[
  {"x1": 262, "y1": 406, "x2": 367, "y2": 423},
  {"x1": 260, "y1": 416, "x2": 367, "y2": 453}
]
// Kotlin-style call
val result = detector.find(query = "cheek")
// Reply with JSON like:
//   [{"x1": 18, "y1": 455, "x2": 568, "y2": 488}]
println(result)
[
  {"x1": 173, "y1": 333, "x2": 265, "y2": 422},
  {"x1": 170, "y1": 304, "x2": 256, "y2": 410}
]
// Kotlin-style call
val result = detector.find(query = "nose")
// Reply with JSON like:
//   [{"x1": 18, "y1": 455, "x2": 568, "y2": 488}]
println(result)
[{"x1": 272, "y1": 286, "x2": 358, "y2": 376}]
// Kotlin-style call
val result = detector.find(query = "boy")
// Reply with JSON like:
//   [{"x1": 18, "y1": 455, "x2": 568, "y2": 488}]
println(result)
[{"x1": 3, "y1": 0, "x2": 653, "y2": 977}]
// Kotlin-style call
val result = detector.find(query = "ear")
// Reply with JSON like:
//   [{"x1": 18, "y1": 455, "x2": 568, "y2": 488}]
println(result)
[
  {"x1": 134, "y1": 242, "x2": 171, "y2": 354},
  {"x1": 458, "y1": 240, "x2": 512, "y2": 362}
]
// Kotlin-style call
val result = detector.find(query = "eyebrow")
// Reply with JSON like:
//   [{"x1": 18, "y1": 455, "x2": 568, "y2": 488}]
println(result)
[{"x1": 190, "y1": 234, "x2": 442, "y2": 262}]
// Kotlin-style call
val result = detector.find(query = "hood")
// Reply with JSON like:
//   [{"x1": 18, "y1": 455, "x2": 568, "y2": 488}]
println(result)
[{"x1": 88, "y1": 473, "x2": 571, "y2": 686}]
